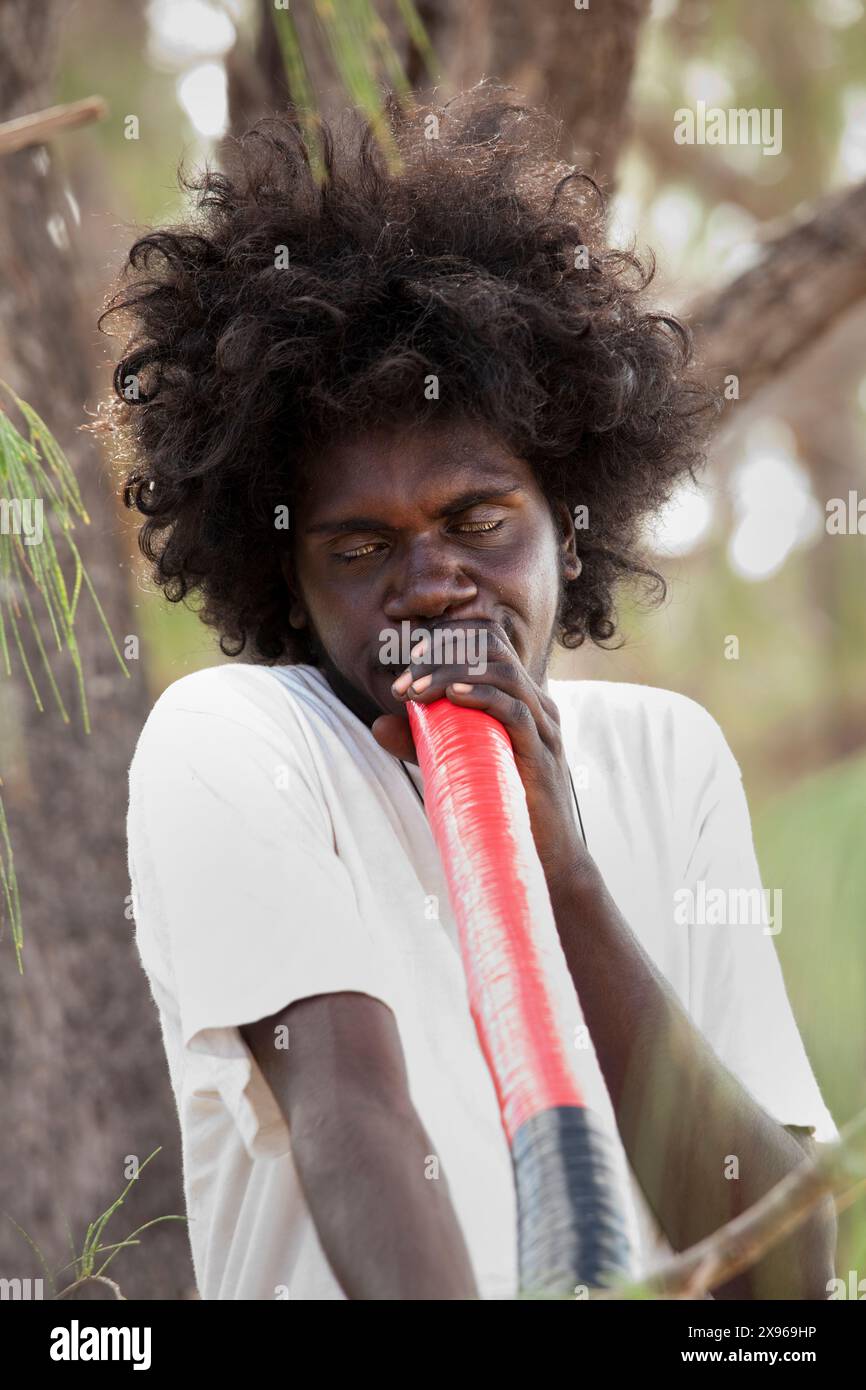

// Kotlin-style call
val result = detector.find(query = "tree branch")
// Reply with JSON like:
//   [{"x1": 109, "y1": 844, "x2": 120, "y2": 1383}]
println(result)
[
  {"x1": 690, "y1": 178, "x2": 866, "y2": 409},
  {"x1": 0, "y1": 96, "x2": 107, "y2": 156}
]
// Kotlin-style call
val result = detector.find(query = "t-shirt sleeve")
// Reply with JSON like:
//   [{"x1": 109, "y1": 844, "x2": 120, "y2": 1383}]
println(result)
[
  {"x1": 127, "y1": 691, "x2": 398, "y2": 1161},
  {"x1": 678, "y1": 707, "x2": 839, "y2": 1145}
]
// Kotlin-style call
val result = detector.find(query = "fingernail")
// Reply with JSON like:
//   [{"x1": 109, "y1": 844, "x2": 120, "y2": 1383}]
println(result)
[
  {"x1": 450, "y1": 683, "x2": 473, "y2": 693},
  {"x1": 410, "y1": 639, "x2": 427, "y2": 660},
  {"x1": 391, "y1": 670, "x2": 413, "y2": 694},
  {"x1": 410, "y1": 674, "x2": 433, "y2": 694}
]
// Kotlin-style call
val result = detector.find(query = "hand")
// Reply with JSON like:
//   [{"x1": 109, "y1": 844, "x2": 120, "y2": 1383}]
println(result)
[{"x1": 371, "y1": 620, "x2": 596, "y2": 896}]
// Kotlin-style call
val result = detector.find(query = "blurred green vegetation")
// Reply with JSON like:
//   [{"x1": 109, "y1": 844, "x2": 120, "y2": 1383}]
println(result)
[
  {"x1": 756, "y1": 751, "x2": 866, "y2": 1128},
  {"x1": 755, "y1": 751, "x2": 866, "y2": 1276}
]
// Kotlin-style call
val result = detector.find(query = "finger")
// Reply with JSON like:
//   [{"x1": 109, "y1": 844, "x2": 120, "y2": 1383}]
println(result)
[
  {"x1": 397, "y1": 663, "x2": 560, "y2": 752},
  {"x1": 441, "y1": 683, "x2": 542, "y2": 760},
  {"x1": 390, "y1": 625, "x2": 510, "y2": 695},
  {"x1": 399, "y1": 659, "x2": 517, "y2": 700}
]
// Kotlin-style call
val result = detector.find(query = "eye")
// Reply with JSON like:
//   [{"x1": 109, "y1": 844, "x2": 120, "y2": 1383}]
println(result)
[
  {"x1": 334, "y1": 542, "x2": 386, "y2": 564},
  {"x1": 454, "y1": 519, "x2": 505, "y2": 535},
  {"x1": 333, "y1": 518, "x2": 506, "y2": 564}
]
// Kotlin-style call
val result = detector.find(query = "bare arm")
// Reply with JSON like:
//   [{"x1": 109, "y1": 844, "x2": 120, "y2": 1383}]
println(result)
[
  {"x1": 241, "y1": 990, "x2": 480, "y2": 1300},
  {"x1": 548, "y1": 867, "x2": 837, "y2": 1300}
]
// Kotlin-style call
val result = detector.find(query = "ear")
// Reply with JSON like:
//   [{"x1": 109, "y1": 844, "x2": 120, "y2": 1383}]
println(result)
[
  {"x1": 279, "y1": 550, "x2": 309, "y2": 631},
  {"x1": 552, "y1": 500, "x2": 582, "y2": 583}
]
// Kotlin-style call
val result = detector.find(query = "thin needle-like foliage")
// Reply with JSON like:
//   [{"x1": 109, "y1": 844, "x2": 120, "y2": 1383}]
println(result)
[
  {"x1": 0, "y1": 380, "x2": 130, "y2": 966},
  {"x1": 273, "y1": 0, "x2": 435, "y2": 176},
  {"x1": 7, "y1": 1147, "x2": 186, "y2": 1297}
]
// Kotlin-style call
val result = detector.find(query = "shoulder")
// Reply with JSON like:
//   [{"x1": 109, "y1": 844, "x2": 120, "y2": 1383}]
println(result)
[
  {"x1": 130, "y1": 662, "x2": 321, "y2": 776},
  {"x1": 548, "y1": 676, "x2": 728, "y2": 740},
  {"x1": 127, "y1": 663, "x2": 336, "y2": 841},
  {"x1": 140, "y1": 660, "x2": 322, "y2": 726},
  {"x1": 547, "y1": 677, "x2": 741, "y2": 786},
  {"x1": 148, "y1": 660, "x2": 286, "y2": 713}
]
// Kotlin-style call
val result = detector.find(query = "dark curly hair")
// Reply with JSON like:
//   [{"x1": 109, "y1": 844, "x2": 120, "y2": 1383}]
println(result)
[{"x1": 96, "y1": 83, "x2": 715, "y2": 664}]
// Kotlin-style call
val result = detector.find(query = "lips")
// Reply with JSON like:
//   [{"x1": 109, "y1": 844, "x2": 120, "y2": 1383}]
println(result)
[{"x1": 372, "y1": 617, "x2": 509, "y2": 677}]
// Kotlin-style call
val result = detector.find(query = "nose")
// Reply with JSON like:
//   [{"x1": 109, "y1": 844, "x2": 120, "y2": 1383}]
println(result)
[{"x1": 382, "y1": 536, "x2": 478, "y2": 622}]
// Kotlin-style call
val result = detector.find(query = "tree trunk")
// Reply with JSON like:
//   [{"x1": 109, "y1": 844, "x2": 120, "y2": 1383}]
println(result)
[
  {"x1": 434, "y1": 0, "x2": 652, "y2": 188},
  {"x1": 231, "y1": 0, "x2": 650, "y2": 192},
  {"x1": 0, "y1": 0, "x2": 189, "y2": 1299}
]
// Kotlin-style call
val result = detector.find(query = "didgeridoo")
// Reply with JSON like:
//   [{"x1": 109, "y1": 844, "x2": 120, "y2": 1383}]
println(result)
[{"x1": 407, "y1": 696, "x2": 638, "y2": 1297}]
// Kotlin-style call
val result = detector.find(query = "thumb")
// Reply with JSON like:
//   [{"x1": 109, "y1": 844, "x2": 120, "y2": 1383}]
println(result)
[{"x1": 371, "y1": 713, "x2": 418, "y2": 765}]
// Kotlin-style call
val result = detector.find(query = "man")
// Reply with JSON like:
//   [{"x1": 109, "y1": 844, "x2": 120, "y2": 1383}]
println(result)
[{"x1": 115, "y1": 87, "x2": 838, "y2": 1300}]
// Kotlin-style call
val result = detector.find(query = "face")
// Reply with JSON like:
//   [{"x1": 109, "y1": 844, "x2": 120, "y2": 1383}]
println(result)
[{"x1": 282, "y1": 418, "x2": 580, "y2": 729}]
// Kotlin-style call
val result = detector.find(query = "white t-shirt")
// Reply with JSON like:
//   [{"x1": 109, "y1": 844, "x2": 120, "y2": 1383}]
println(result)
[{"x1": 126, "y1": 661, "x2": 838, "y2": 1300}]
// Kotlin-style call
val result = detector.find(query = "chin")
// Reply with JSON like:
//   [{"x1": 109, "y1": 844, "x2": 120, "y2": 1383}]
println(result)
[{"x1": 369, "y1": 669, "x2": 409, "y2": 716}]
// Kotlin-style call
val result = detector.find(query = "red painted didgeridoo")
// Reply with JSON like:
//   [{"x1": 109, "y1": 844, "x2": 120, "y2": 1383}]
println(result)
[{"x1": 407, "y1": 696, "x2": 637, "y2": 1297}]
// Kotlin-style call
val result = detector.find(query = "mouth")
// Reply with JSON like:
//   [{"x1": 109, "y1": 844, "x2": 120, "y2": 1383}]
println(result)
[
  {"x1": 370, "y1": 660, "x2": 410, "y2": 691},
  {"x1": 370, "y1": 617, "x2": 512, "y2": 682}
]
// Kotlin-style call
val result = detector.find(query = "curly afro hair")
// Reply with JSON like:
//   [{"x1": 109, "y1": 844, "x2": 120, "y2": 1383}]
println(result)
[{"x1": 97, "y1": 83, "x2": 715, "y2": 665}]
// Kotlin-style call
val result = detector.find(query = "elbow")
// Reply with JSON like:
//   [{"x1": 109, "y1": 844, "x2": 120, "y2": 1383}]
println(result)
[
  {"x1": 798, "y1": 1203, "x2": 838, "y2": 1301},
  {"x1": 747, "y1": 1126, "x2": 839, "y2": 1300},
  {"x1": 723, "y1": 1204, "x2": 838, "y2": 1301}
]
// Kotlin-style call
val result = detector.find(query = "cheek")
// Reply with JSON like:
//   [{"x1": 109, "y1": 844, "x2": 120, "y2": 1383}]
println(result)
[
  {"x1": 308, "y1": 591, "x2": 353, "y2": 649},
  {"x1": 290, "y1": 552, "x2": 337, "y2": 630},
  {"x1": 513, "y1": 527, "x2": 562, "y2": 615},
  {"x1": 296, "y1": 560, "x2": 375, "y2": 663}
]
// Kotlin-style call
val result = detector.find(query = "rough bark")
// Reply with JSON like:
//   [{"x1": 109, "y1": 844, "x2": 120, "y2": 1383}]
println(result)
[
  {"x1": 434, "y1": 0, "x2": 652, "y2": 189},
  {"x1": 223, "y1": 0, "x2": 294, "y2": 140},
  {"x1": 0, "y1": 0, "x2": 189, "y2": 1299}
]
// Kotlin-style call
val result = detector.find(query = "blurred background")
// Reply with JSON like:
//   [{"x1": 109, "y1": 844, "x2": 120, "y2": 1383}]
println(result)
[{"x1": 0, "y1": 0, "x2": 863, "y2": 1299}]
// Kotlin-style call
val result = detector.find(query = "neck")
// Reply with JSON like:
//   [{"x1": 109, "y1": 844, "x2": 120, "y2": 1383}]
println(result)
[{"x1": 316, "y1": 656, "x2": 382, "y2": 730}]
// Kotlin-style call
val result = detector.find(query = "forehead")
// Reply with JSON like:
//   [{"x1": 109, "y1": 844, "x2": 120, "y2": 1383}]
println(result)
[{"x1": 296, "y1": 419, "x2": 542, "y2": 516}]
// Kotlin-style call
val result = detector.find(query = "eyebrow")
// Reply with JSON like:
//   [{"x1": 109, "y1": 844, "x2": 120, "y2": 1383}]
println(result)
[{"x1": 304, "y1": 482, "x2": 526, "y2": 535}]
